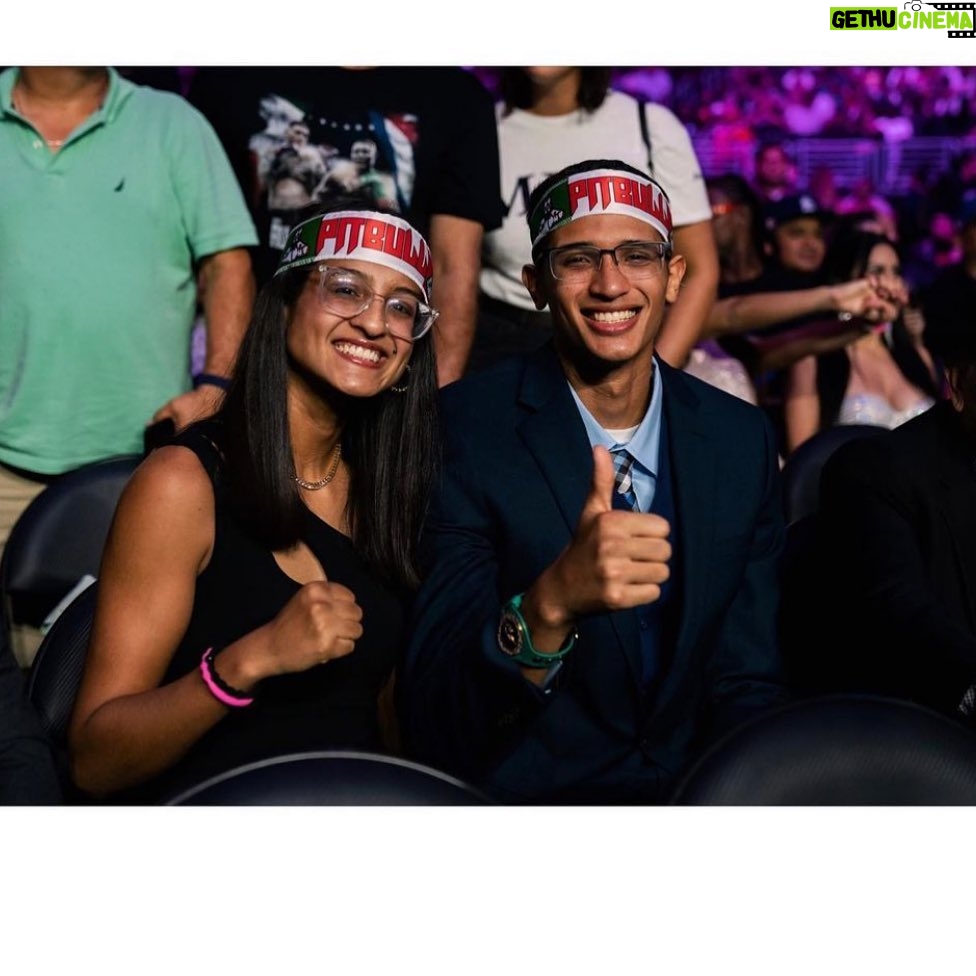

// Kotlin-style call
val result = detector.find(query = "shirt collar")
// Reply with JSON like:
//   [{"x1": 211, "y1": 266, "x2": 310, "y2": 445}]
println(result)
[
  {"x1": 567, "y1": 358, "x2": 663, "y2": 477},
  {"x1": 0, "y1": 67, "x2": 131, "y2": 123},
  {"x1": 0, "y1": 68, "x2": 18, "y2": 114}
]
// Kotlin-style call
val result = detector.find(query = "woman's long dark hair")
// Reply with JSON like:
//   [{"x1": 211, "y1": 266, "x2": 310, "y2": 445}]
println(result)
[
  {"x1": 218, "y1": 204, "x2": 439, "y2": 591},
  {"x1": 500, "y1": 67, "x2": 611, "y2": 114},
  {"x1": 816, "y1": 228, "x2": 941, "y2": 427}
]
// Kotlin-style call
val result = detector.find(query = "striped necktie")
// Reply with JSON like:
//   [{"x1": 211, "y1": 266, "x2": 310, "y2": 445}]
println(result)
[{"x1": 611, "y1": 448, "x2": 639, "y2": 511}]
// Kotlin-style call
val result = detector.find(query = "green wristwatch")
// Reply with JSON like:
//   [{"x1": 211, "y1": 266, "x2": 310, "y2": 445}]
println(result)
[{"x1": 497, "y1": 593, "x2": 577, "y2": 668}]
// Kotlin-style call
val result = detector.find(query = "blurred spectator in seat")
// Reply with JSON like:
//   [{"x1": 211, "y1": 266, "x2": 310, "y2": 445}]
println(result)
[
  {"x1": 752, "y1": 141, "x2": 798, "y2": 202},
  {"x1": 701, "y1": 183, "x2": 885, "y2": 420},
  {"x1": 835, "y1": 177, "x2": 900, "y2": 242},
  {"x1": 784, "y1": 229, "x2": 942, "y2": 453},
  {"x1": 684, "y1": 174, "x2": 762, "y2": 403},
  {"x1": 707, "y1": 173, "x2": 766, "y2": 287},
  {"x1": 763, "y1": 192, "x2": 831, "y2": 279}
]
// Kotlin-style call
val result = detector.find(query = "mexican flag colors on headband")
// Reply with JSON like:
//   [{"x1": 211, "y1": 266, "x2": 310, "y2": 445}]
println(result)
[
  {"x1": 528, "y1": 167, "x2": 673, "y2": 250},
  {"x1": 275, "y1": 210, "x2": 434, "y2": 301}
]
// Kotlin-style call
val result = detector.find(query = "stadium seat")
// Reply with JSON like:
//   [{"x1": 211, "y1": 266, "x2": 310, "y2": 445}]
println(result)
[
  {"x1": 166, "y1": 750, "x2": 493, "y2": 806},
  {"x1": 670, "y1": 694, "x2": 976, "y2": 805}
]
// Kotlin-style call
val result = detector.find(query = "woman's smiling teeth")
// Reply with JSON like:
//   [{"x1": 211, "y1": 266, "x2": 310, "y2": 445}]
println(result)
[{"x1": 334, "y1": 340, "x2": 384, "y2": 365}]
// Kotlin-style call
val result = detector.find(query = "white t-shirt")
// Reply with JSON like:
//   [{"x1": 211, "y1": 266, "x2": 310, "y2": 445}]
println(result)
[{"x1": 480, "y1": 90, "x2": 711, "y2": 310}]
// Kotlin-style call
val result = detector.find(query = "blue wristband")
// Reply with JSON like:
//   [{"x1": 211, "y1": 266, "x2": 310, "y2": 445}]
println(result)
[{"x1": 193, "y1": 372, "x2": 231, "y2": 392}]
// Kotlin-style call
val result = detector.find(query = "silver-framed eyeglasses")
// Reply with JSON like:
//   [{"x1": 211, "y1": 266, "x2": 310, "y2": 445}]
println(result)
[
  {"x1": 316, "y1": 265, "x2": 438, "y2": 341},
  {"x1": 544, "y1": 241, "x2": 673, "y2": 282}
]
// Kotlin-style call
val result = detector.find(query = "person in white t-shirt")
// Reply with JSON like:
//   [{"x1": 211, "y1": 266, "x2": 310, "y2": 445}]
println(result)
[{"x1": 471, "y1": 67, "x2": 717, "y2": 374}]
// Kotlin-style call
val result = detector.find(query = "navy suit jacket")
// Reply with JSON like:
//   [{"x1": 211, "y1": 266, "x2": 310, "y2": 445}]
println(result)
[
  {"x1": 399, "y1": 345, "x2": 786, "y2": 803},
  {"x1": 819, "y1": 400, "x2": 976, "y2": 715}
]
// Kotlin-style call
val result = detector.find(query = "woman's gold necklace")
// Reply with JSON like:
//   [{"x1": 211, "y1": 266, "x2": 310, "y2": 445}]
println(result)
[{"x1": 293, "y1": 442, "x2": 342, "y2": 490}]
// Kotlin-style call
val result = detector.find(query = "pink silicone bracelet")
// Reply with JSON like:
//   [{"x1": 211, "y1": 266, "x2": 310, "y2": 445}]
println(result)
[{"x1": 199, "y1": 647, "x2": 254, "y2": 708}]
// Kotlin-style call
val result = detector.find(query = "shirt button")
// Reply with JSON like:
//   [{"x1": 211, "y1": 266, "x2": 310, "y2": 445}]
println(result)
[{"x1": 32, "y1": 139, "x2": 42, "y2": 149}]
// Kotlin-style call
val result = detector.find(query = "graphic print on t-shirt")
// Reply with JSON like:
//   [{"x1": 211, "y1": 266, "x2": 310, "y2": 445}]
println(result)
[{"x1": 246, "y1": 93, "x2": 419, "y2": 251}]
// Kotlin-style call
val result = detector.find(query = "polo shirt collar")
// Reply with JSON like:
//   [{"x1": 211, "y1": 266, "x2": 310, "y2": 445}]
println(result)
[
  {"x1": 0, "y1": 67, "x2": 133, "y2": 123},
  {"x1": 100, "y1": 67, "x2": 135, "y2": 123},
  {"x1": 0, "y1": 68, "x2": 18, "y2": 114}
]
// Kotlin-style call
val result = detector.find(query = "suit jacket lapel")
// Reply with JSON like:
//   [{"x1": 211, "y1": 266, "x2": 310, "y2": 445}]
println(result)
[
  {"x1": 516, "y1": 345, "x2": 644, "y2": 688},
  {"x1": 516, "y1": 346, "x2": 593, "y2": 535},
  {"x1": 658, "y1": 360, "x2": 715, "y2": 657}
]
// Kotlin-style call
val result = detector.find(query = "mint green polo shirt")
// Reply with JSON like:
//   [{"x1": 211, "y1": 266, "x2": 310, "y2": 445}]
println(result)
[{"x1": 0, "y1": 67, "x2": 258, "y2": 474}]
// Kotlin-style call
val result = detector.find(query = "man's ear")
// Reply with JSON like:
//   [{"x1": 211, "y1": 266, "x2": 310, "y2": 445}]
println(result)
[
  {"x1": 521, "y1": 263, "x2": 549, "y2": 311},
  {"x1": 664, "y1": 253, "x2": 686, "y2": 304}
]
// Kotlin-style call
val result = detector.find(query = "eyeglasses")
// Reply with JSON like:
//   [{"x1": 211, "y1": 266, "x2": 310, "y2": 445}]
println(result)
[
  {"x1": 543, "y1": 241, "x2": 673, "y2": 282},
  {"x1": 315, "y1": 266, "x2": 437, "y2": 341}
]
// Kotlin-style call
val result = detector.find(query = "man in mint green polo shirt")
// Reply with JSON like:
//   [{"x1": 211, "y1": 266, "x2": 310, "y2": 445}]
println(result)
[{"x1": 0, "y1": 66, "x2": 257, "y2": 663}]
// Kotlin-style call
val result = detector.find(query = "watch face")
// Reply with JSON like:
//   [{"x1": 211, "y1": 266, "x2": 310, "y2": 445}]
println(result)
[{"x1": 497, "y1": 611, "x2": 523, "y2": 657}]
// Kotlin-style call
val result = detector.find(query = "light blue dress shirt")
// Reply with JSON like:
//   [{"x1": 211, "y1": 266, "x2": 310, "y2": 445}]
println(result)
[{"x1": 567, "y1": 361, "x2": 663, "y2": 512}]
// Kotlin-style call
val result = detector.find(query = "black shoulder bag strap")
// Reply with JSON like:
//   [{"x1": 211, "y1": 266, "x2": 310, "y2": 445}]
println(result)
[{"x1": 637, "y1": 97, "x2": 654, "y2": 177}]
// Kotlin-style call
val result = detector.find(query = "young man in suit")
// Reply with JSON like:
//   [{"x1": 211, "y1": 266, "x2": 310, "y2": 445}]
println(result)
[{"x1": 399, "y1": 159, "x2": 787, "y2": 803}]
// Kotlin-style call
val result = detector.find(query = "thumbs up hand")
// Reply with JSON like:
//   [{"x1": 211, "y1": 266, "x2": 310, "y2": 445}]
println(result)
[
  {"x1": 518, "y1": 446, "x2": 672, "y2": 656},
  {"x1": 579, "y1": 441, "x2": 617, "y2": 518}
]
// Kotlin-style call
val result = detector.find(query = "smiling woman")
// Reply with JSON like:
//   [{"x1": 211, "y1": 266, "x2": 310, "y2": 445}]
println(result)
[{"x1": 66, "y1": 199, "x2": 439, "y2": 803}]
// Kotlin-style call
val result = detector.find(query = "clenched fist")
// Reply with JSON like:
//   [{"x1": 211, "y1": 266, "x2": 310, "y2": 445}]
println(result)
[{"x1": 255, "y1": 580, "x2": 363, "y2": 677}]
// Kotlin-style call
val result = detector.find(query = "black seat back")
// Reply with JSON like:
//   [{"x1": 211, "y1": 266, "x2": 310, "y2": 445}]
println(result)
[
  {"x1": 166, "y1": 750, "x2": 492, "y2": 806},
  {"x1": 23, "y1": 583, "x2": 98, "y2": 801},
  {"x1": 25, "y1": 583, "x2": 98, "y2": 749},
  {"x1": 670, "y1": 695, "x2": 976, "y2": 805},
  {"x1": 0, "y1": 454, "x2": 140, "y2": 640},
  {"x1": 781, "y1": 425, "x2": 885, "y2": 524}
]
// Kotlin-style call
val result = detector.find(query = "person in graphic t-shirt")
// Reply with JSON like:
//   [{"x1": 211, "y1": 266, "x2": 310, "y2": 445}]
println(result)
[
  {"x1": 188, "y1": 67, "x2": 504, "y2": 386},
  {"x1": 267, "y1": 121, "x2": 328, "y2": 210},
  {"x1": 319, "y1": 138, "x2": 398, "y2": 210}
]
